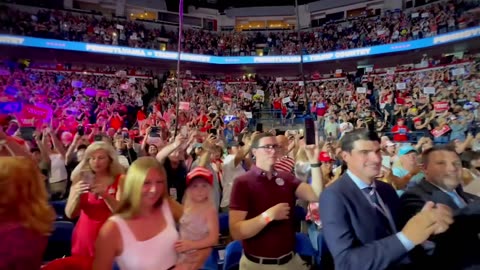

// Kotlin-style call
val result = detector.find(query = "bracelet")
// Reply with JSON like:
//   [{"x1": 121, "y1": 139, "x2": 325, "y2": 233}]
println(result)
[
  {"x1": 310, "y1": 163, "x2": 321, "y2": 168},
  {"x1": 261, "y1": 212, "x2": 272, "y2": 224}
]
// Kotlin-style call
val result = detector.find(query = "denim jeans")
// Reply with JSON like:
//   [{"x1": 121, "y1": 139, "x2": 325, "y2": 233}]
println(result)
[
  {"x1": 307, "y1": 222, "x2": 320, "y2": 251},
  {"x1": 433, "y1": 135, "x2": 449, "y2": 144}
]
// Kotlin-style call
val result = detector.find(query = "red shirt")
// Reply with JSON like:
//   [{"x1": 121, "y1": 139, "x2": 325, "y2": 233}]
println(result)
[
  {"x1": 315, "y1": 102, "x2": 328, "y2": 116},
  {"x1": 0, "y1": 223, "x2": 47, "y2": 270},
  {"x1": 391, "y1": 125, "x2": 409, "y2": 142},
  {"x1": 273, "y1": 99, "x2": 282, "y2": 110},
  {"x1": 198, "y1": 115, "x2": 208, "y2": 124},
  {"x1": 110, "y1": 116, "x2": 123, "y2": 131},
  {"x1": 71, "y1": 176, "x2": 120, "y2": 257},
  {"x1": 137, "y1": 110, "x2": 146, "y2": 121}
]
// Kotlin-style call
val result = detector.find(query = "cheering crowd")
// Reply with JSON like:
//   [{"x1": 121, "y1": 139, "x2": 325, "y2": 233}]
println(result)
[
  {"x1": 0, "y1": 0, "x2": 478, "y2": 55},
  {"x1": 1, "y1": 50, "x2": 480, "y2": 269},
  {"x1": 0, "y1": 0, "x2": 480, "y2": 268}
]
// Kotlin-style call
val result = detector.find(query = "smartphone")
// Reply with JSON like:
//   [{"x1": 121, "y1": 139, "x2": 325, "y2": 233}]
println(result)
[
  {"x1": 81, "y1": 170, "x2": 95, "y2": 187},
  {"x1": 94, "y1": 134, "x2": 103, "y2": 141},
  {"x1": 208, "y1": 129, "x2": 218, "y2": 136},
  {"x1": 77, "y1": 125, "x2": 85, "y2": 136},
  {"x1": 304, "y1": 117, "x2": 316, "y2": 145},
  {"x1": 122, "y1": 132, "x2": 129, "y2": 139},
  {"x1": 255, "y1": 123, "x2": 263, "y2": 132},
  {"x1": 275, "y1": 129, "x2": 286, "y2": 136},
  {"x1": 19, "y1": 127, "x2": 36, "y2": 141},
  {"x1": 180, "y1": 126, "x2": 188, "y2": 137}
]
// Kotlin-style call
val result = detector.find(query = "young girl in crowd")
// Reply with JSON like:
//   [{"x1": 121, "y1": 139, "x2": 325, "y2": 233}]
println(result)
[{"x1": 175, "y1": 167, "x2": 219, "y2": 270}]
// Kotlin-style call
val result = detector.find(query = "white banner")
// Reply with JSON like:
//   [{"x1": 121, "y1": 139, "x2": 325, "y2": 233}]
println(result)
[
  {"x1": 452, "y1": 67, "x2": 465, "y2": 76},
  {"x1": 423, "y1": 87, "x2": 436, "y2": 95},
  {"x1": 396, "y1": 83, "x2": 406, "y2": 90},
  {"x1": 356, "y1": 87, "x2": 367, "y2": 94}
]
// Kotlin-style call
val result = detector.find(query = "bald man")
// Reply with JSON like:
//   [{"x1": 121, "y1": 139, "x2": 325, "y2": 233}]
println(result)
[{"x1": 274, "y1": 135, "x2": 296, "y2": 174}]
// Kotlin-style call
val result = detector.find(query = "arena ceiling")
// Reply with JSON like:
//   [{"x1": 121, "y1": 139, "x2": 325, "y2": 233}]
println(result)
[
  {"x1": 1, "y1": 38, "x2": 478, "y2": 77},
  {"x1": 166, "y1": 0, "x2": 318, "y2": 12}
]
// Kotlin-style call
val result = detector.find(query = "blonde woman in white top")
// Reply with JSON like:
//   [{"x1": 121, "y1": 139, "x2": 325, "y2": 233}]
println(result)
[{"x1": 93, "y1": 157, "x2": 200, "y2": 270}]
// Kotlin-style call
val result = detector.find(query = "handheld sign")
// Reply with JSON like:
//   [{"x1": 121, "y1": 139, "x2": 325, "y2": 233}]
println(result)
[
  {"x1": 423, "y1": 87, "x2": 436, "y2": 95},
  {"x1": 0, "y1": 102, "x2": 22, "y2": 114},
  {"x1": 356, "y1": 87, "x2": 367, "y2": 94}
]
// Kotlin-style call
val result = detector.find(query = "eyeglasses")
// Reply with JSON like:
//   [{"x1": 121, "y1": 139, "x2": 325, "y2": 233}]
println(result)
[{"x1": 256, "y1": 144, "x2": 281, "y2": 151}]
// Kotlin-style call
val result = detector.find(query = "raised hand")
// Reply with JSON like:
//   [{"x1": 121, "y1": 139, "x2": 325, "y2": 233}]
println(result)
[{"x1": 304, "y1": 144, "x2": 321, "y2": 163}]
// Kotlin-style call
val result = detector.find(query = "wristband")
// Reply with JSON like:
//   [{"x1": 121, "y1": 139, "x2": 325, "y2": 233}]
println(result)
[
  {"x1": 261, "y1": 212, "x2": 272, "y2": 224},
  {"x1": 310, "y1": 163, "x2": 321, "y2": 168}
]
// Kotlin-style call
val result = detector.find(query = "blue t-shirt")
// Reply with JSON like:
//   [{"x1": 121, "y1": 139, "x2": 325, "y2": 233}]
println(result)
[{"x1": 392, "y1": 166, "x2": 424, "y2": 196}]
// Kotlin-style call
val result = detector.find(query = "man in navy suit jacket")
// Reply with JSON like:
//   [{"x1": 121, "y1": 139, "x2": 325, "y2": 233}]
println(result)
[{"x1": 319, "y1": 129, "x2": 453, "y2": 270}]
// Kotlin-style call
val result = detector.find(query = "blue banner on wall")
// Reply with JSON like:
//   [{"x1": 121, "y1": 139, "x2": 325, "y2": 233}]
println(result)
[{"x1": 0, "y1": 26, "x2": 479, "y2": 65}]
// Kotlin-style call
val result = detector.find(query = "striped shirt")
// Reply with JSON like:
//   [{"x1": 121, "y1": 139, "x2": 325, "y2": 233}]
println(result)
[{"x1": 274, "y1": 156, "x2": 295, "y2": 174}]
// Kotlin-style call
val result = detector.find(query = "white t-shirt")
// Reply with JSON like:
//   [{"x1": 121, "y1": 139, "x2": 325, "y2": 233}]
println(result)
[
  {"x1": 118, "y1": 155, "x2": 130, "y2": 169},
  {"x1": 49, "y1": 153, "x2": 68, "y2": 183},
  {"x1": 220, "y1": 154, "x2": 246, "y2": 208}
]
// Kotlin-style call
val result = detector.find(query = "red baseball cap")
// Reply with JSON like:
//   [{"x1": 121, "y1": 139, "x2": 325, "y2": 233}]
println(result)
[
  {"x1": 318, "y1": 151, "x2": 335, "y2": 163},
  {"x1": 186, "y1": 167, "x2": 213, "y2": 186}
]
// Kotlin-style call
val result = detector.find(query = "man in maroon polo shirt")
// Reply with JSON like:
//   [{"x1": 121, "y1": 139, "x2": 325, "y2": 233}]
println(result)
[{"x1": 229, "y1": 133, "x2": 322, "y2": 270}]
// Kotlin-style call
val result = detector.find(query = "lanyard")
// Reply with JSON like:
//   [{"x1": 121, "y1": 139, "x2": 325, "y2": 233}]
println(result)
[{"x1": 362, "y1": 187, "x2": 397, "y2": 233}]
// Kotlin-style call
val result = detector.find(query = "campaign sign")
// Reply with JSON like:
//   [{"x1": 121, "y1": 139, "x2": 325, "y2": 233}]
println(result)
[
  {"x1": 20, "y1": 104, "x2": 50, "y2": 119},
  {"x1": 423, "y1": 87, "x2": 436, "y2": 95},
  {"x1": 224, "y1": 115, "x2": 237, "y2": 123},
  {"x1": 396, "y1": 83, "x2": 406, "y2": 90},
  {"x1": 96, "y1": 90, "x2": 109, "y2": 97},
  {"x1": 356, "y1": 87, "x2": 367, "y2": 94},
  {"x1": 5, "y1": 86, "x2": 18, "y2": 96},
  {"x1": 84, "y1": 87, "x2": 97, "y2": 97},
  {"x1": 71, "y1": 80, "x2": 83, "y2": 88},
  {"x1": 433, "y1": 101, "x2": 449, "y2": 112},
  {"x1": 0, "y1": 95, "x2": 16, "y2": 102},
  {"x1": 179, "y1": 102, "x2": 190, "y2": 111},
  {"x1": 0, "y1": 101, "x2": 22, "y2": 114},
  {"x1": 431, "y1": 125, "x2": 451, "y2": 137}
]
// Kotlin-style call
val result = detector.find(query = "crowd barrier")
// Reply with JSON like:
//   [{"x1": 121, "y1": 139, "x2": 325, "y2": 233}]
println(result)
[{"x1": 0, "y1": 26, "x2": 479, "y2": 64}]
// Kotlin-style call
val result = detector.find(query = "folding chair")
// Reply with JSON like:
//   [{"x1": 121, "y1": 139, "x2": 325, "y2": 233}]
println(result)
[
  {"x1": 43, "y1": 221, "x2": 75, "y2": 262},
  {"x1": 295, "y1": 232, "x2": 316, "y2": 266},
  {"x1": 223, "y1": 240, "x2": 242, "y2": 270},
  {"x1": 200, "y1": 249, "x2": 220, "y2": 270},
  {"x1": 50, "y1": 200, "x2": 67, "y2": 220}
]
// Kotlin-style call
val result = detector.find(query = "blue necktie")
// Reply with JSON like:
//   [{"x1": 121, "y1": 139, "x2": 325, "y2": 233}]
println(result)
[
  {"x1": 446, "y1": 191, "x2": 466, "y2": 208},
  {"x1": 363, "y1": 187, "x2": 380, "y2": 206},
  {"x1": 363, "y1": 187, "x2": 395, "y2": 234}
]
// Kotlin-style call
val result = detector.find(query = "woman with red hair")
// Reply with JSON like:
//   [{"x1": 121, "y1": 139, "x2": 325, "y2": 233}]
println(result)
[{"x1": 0, "y1": 157, "x2": 56, "y2": 269}]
